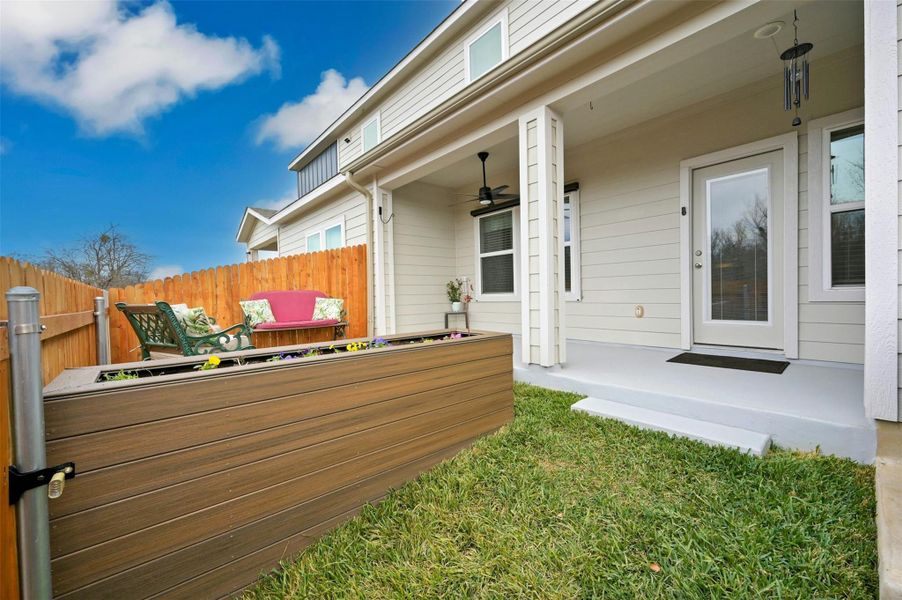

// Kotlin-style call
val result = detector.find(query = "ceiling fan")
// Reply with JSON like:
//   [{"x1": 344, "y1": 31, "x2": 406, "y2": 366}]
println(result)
[{"x1": 459, "y1": 151, "x2": 518, "y2": 206}]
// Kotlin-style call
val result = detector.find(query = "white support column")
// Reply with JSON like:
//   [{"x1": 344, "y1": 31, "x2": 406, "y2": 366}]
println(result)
[
  {"x1": 372, "y1": 178, "x2": 387, "y2": 336},
  {"x1": 518, "y1": 106, "x2": 565, "y2": 367},
  {"x1": 864, "y1": 0, "x2": 899, "y2": 421}
]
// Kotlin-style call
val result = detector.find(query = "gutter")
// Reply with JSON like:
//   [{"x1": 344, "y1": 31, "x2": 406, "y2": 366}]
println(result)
[{"x1": 345, "y1": 171, "x2": 376, "y2": 337}]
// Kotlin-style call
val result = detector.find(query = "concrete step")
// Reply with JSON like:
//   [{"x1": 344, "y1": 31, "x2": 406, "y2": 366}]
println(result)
[{"x1": 571, "y1": 397, "x2": 772, "y2": 456}]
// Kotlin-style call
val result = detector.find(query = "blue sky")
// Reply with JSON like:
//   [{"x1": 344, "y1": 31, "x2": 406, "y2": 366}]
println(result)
[{"x1": 0, "y1": 0, "x2": 457, "y2": 278}]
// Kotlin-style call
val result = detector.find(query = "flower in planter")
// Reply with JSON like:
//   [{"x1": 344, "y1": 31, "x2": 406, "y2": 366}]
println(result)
[
  {"x1": 442, "y1": 332, "x2": 463, "y2": 341},
  {"x1": 196, "y1": 355, "x2": 221, "y2": 371},
  {"x1": 346, "y1": 341, "x2": 366, "y2": 352},
  {"x1": 370, "y1": 337, "x2": 391, "y2": 348}
]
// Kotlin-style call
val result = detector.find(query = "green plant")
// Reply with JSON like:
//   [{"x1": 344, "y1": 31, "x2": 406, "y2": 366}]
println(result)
[
  {"x1": 446, "y1": 278, "x2": 463, "y2": 303},
  {"x1": 102, "y1": 370, "x2": 139, "y2": 381}
]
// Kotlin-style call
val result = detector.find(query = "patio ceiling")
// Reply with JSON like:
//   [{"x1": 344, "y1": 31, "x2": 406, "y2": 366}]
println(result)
[
  {"x1": 561, "y1": 0, "x2": 863, "y2": 148},
  {"x1": 407, "y1": 0, "x2": 863, "y2": 192}
]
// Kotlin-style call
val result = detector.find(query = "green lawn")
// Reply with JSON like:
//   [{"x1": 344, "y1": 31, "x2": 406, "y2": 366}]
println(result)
[{"x1": 245, "y1": 383, "x2": 877, "y2": 599}]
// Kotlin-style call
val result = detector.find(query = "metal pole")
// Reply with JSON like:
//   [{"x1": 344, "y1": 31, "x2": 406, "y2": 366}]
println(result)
[
  {"x1": 7, "y1": 286, "x2": 52, "y2": 600},
  {"x1": 94, "y1": 295, "x2": 110, "y2": 365}
]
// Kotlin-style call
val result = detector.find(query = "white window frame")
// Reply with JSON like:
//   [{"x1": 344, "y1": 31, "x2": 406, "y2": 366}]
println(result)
[
  {"x1": 807, "y1": 107, "x2": 865, "y2": 302},
  {"x1": 563, "y1": 190, "x2": 581, "y2": 302},
  {"x1": 305, "y1": 217, "x2": 345, "y2": 253},
  {"x1": 305, "y1": 232, "x2": 322, "y2": 253},
  {"x1": 474, "y1": 207, "x2": 519, "y2": 301},
  {"x1": 322, "y1": 218, "x2": 346, "y2": 249},
  {"x1": 361, "y1": 114, "x2": 380, "y2": 154},
  {"x1": 464, "y1": 9, "x2": 509, "y2": 83}
]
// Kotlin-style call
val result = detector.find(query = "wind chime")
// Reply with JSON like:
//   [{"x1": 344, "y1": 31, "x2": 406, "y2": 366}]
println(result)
[{"x1": 781, "y1": 10, "x2": 813, "y2": 127}]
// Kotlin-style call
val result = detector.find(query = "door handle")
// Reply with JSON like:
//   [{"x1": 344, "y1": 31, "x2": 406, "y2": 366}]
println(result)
[{"x1": 694, "y1": 262, "x2": 703, "y2": 269}]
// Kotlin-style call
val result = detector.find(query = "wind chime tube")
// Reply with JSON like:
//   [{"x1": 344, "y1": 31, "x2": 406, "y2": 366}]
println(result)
[
  {"x1": 783, "y1": 66, "x2": 791, "y2": 111},
  {"x1": 793, "y1": 61, "x2": 801, "y2": 108},
  {"x1": 802, "y1": 60, "x2": 809, "y2": 99}
]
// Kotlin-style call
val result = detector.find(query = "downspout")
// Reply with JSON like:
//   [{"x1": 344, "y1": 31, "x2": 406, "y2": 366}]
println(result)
[{"x1": 345, "y1": 171, "x2": 375, "y2": 337}]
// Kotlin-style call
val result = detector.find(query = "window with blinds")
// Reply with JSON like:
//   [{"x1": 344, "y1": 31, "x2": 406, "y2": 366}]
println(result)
[
  {"x1": 828, "y1": 125, "x2": 864, "y2": 286},
  {"x1": 477, "y1": 209, "x2": 516, "y2": 296}
]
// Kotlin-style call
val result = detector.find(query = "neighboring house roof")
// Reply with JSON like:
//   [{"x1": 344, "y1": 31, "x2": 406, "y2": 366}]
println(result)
[
  {"x1": 236, "y1": 207, "x2": 278, "y2": 243},
  {"x1": 286, "y1": 0, "x2": 489, "y2": 173}
]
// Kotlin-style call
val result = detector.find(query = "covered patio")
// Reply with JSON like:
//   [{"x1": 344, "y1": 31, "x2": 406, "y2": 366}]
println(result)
[{"x1": 375, "y1": 0, "x2": 868, "y2": 460}]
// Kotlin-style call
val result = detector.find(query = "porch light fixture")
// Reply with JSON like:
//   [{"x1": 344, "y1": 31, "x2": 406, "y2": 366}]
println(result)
[{"x1": 781, "y1": 10, "x2": 813, "y2": 127}]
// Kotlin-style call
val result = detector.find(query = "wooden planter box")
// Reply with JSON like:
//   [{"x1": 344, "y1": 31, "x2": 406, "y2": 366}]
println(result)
[{"x1": 43, "y1": 330, "x2": 513, "y2": 599}]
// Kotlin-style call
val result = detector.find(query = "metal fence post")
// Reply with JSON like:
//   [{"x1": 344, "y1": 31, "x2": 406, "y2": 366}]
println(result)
[
  {"x1": 7, "y1": 286, "x2": 52, "y2": 600},
  {"x1": 94, "y1": 294, "x2": 110, "y2": 365}
]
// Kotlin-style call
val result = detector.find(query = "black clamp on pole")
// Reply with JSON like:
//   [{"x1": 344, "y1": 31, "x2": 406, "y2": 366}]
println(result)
[{"x1": 9, "y1": 462, "x2": 75, "y2": 505}]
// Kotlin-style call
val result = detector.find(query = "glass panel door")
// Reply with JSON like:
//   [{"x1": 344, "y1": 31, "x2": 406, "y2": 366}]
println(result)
[
  {"x1": 691, "y1": 150, "x2": 784, "y2": 350},
  {"x1": 707, "y1": 168, "x2": 770, "y2": 323}
]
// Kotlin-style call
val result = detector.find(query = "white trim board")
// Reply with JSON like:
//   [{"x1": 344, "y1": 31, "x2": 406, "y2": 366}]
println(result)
[
  {"x1": 863, "y1": 0, "x2": 898, "y2": 421},
  {"x1": 678, "y1": 131, "x2": 799, "y2": 359}
]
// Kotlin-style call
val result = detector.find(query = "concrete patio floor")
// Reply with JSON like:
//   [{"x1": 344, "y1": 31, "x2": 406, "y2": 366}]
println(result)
[{"x1": 514, "y1": 339, "x2": 875, "y2": 463}]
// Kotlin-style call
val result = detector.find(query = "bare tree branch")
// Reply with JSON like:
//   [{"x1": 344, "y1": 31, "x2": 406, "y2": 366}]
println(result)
[{"x1": 33, "y1": 225, "x2": 151, "y2": 288}]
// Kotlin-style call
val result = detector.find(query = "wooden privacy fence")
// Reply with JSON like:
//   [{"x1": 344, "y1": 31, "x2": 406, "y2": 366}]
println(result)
[
  {"x1": 0, "y1": 256, "x2": 105, "y2": 600},
  {"x1": 107, "y1": 245, "x2": 368, "y2": 364}
]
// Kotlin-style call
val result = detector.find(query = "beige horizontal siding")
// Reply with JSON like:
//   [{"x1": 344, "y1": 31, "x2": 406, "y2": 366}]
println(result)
[
  {"x1": 452, "y1": 167, "x2": 522, "y2": 335},
  {"x1": 392, "y1": 182, "x2": 457, "y2": 333},
  {"x1": 335, "y1": 0, "x2": 595, "y2": 171},
  {"x1": 508, "y1": 0, "x2": 582, "y2": 55},
  {"x1": 279, "y1": 191, "x2": 367, "y2": 255},
  {"x1": 248, "y1": 221, "x2": 278, "y2": 250}
]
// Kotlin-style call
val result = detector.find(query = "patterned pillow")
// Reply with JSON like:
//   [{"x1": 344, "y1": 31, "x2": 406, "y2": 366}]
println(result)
[
  {"x1": 240, "y1": 299, "x2": 276, "y2": 327},
  {"x1": 170, "y1": 303, "x2": 216, "y2": 335},
  {"x1": 312, "y1": 297, "x2": 343, "y2": 321}
]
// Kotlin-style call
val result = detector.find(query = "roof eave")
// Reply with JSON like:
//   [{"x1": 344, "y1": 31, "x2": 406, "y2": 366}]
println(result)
[{"x1": 286, "y1": 0, "x2": 489, "y2": 173}]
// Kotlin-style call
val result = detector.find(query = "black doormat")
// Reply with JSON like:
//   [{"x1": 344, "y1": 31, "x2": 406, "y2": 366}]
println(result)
[{"x1": 667, "y1": 352, "x2": 790, "y2": 374}]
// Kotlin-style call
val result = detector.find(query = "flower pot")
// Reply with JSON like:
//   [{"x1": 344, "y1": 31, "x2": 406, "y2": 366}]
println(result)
[{"x1": 451, "y1": 302, "x2": 462, "y2": 312}]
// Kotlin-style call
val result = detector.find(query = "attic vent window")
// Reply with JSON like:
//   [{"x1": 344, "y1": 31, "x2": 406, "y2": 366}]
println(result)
[{"x1": 466, "y1": 12, "x2": 508, "y2": 82}]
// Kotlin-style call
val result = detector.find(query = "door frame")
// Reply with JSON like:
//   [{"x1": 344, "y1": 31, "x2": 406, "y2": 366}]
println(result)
[{"x1": 679, "y1": 132, "x2": 799, "y2": 358}]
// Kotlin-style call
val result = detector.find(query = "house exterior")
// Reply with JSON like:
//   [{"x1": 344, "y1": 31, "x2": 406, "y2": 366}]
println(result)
[{"x1": 237, "y1": 0, "x2": 898, "y2": 464}]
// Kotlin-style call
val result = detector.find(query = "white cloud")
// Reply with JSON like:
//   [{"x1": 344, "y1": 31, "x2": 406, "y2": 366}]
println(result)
[
  {"x1": 257, "y1": 188, "x2": 297, "y2": 211},
  {"x1": 149, "y1": 264, "x2": 184, "y2": 280},
  {"x1": 0, "y1": 1, "x2": 279, "y2": 136},
  {"x1": 256, "y1": 69, "x2": 367, "y2": 150}
]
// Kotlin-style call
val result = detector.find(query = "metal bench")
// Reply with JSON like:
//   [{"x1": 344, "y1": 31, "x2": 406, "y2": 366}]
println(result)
[{"x1": 116, "y1": 301, "x2": 254, "y2": 360}]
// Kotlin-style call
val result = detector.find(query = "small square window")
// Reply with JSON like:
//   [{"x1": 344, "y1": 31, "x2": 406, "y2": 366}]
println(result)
[
  {"x1": 362, "y1": 117, "x2": 379, "y2": 153},
  {"x1": 306, "y1": 232, "x2": 322, "y2": 252},
  {"x1": 469, "y1": 23, "x2": 502, "y2": 81},
  {"x1": 324, "y1": 224, "x2": 343, "y2": 249},
  {"x1": 466, "y1": 13, "x2": 507, "y2": 83}
]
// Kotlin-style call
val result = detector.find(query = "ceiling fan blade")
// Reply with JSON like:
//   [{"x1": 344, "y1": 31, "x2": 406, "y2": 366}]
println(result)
[
  {"x1": 491, "y1": 185, "x2": 509, "y2": 194},
  {"x1": 491, "y1": 193, "x2": 519, "y2": 201}
]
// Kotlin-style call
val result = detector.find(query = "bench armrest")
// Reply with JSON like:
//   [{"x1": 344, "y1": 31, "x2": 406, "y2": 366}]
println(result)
[{"x1": 187, "y1": 322, "x2": 254, "y2": 355}]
